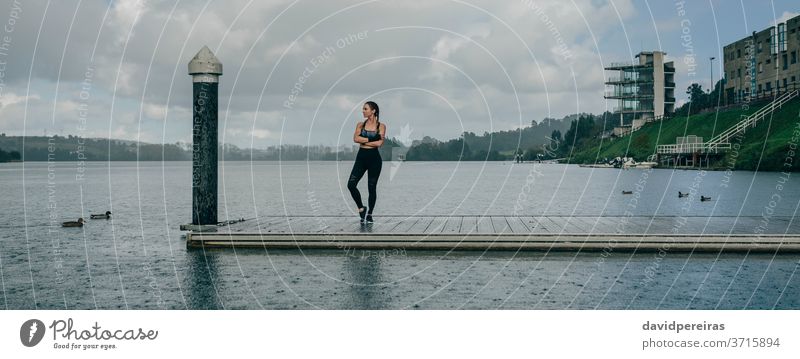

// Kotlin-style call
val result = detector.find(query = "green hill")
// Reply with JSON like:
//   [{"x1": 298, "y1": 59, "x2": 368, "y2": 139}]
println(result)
[{"x1": 567, "y1": 96, "x2": 800, "y2": 171}]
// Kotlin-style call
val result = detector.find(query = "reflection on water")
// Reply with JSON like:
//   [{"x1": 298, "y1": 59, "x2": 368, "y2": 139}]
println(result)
[
  {"x1": 185, "y1": 250, "x2": 224, "y2": 310},
  {"x1": 343, "y1": 255, "x2": 389, "y2": 309}
]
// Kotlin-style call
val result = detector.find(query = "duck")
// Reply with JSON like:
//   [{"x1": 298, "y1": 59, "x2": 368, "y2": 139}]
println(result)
[
  {"x1": 62, "y1": 218, "x2": 85, "y2": 227},
  {"x1": 90, "y1": 211, "x2": 112, "y2": 220},
  {"x1": 678, "y1": 191, "x2": 689, "y2": 198},
  {"x1": 621, "y1": 190, "x2": 633, "y2": 195},
  {"x1": 700, "y1": 196, "x2": 711, "y2": 202}
]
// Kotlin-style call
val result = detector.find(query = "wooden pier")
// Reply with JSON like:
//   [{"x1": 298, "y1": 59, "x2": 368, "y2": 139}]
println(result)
[{"x1": 185, "y1": 215, "x2": 800, "y2": 253}]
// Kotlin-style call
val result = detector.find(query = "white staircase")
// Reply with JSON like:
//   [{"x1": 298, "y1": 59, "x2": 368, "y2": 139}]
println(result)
[{"x1": 705, "y1": 90, "x2": 799, "y2": 151}]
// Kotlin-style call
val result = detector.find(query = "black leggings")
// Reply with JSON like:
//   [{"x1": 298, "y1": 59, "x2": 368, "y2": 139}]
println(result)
[{"x1": 348, "y1": 148, "x2": 382, "y2": 214}]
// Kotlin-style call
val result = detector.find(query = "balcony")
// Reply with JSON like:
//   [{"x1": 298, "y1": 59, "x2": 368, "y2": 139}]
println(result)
[
  {"x1": 612, "y1": 106, "x2": 655, "y2": 113},
  {"x1": 605, "y1": 61, "x2": 653, "y2": 70},
  {"x1": 605, "y1": 76, "x2": 654, "y2": 84},
  {"x1": 604, "y1": 91, "x2": 655, "y2": 99}
]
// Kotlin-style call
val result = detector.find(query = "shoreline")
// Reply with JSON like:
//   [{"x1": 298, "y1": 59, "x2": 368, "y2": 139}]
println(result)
[{"x1": 3, "y1": 160, "x2": 796, "y2": 172}]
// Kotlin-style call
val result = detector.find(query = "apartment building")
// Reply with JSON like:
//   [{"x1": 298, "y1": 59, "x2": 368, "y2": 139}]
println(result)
[
  {"x1": 604, "y1": 51, "x2": 676, "y2": 128},
  {"x1": 723, "y1": 14, "x2": 800, "y2": 103}
]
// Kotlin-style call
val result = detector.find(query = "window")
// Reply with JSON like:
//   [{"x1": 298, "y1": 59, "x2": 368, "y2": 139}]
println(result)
[
  {"x1": 783, "y1": 78, "x2": 788, "y2": 88},
  {"x1": 767, "y1": 82, "x2": 772, "y2": 91},
  {"x1": 737, "y1": 49, "x2": 741, "y2": 58},
  {"x1": 738, "y1": 68, "x2": 742, "y2": 78},
  {"x1": 783, "y1": 54, "x2": 788, "y2": 70},
  {"x1": 767, "y1": 57, "x2": 771, "y2": 64},
  {"x1": 792, "y1": 51, "x2": 797, "y2": 64},
  {"x1": 758, "y1": 84, "x2": 763, "y2": 92},
  {"x1": 793, "y1": 76, "x2": 796, "y2": 82},
  {"x1": 759, "y1": 62, "x2": 763, "y2": 73},
  {"x1": 770, "y1": 27, "x2": 777, "y2": 54}
]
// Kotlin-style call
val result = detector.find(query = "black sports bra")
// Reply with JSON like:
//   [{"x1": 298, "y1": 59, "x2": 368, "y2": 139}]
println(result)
[{"x1": 360, "y1": 120, "x2": 381, "y2": 141}]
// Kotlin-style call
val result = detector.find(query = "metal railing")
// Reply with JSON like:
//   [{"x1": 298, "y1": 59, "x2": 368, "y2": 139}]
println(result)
[
  {"x1": 613, "y1": 114, "x2": 671, "y2": 137},
  {"x1": 605, "y1": 76, "x2": 653, "y2": 83},
  {"x1": 609, "y1": 61, "x2": 636, "y2": 67},
  {"x1": 608, "y1": 61, "x2": 651, "y2": 68},
  {"x1": 656, "y1": 142, "x2": 732, "y2": 154},
  {"x1": 706, "y1": 89, "x2": 798, "y2": 150},
  {"x1": 728, "y1": 83, "x2": 800, "y2": 105},
  {"x1": 612, "y1": 106, "x2": 654, "y2": 113},
  {"x1": 604, "y1": 91, "x2": 654, "y2": 98}
]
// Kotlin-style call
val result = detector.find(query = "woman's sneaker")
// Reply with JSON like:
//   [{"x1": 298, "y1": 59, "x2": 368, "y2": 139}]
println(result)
[
  {"x1": 366, "y1": 214, "x2": 374, "y2": 223},
  {"x1": 359, "y1": 207, "x2": 367, "y2": 222}
]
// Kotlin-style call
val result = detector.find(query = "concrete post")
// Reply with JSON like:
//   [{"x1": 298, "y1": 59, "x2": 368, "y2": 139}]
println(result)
[{"x1": 189, "y1": 46, "x2": 222, "y2": 225}]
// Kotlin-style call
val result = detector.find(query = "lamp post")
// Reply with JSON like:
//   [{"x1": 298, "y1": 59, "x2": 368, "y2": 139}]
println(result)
[{"x1": 709, "y1": 56, "x2": 715, "y2": 93}]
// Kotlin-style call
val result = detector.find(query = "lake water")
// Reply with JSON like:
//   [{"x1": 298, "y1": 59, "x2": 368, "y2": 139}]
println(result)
[{"x1": 0, "y1": 161, "x2": 798, "y2": 309}]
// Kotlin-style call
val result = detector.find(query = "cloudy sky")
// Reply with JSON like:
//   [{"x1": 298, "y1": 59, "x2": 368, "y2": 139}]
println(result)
[{"x1": 0, "y1": 0, "x2": 797, "y2": 148}]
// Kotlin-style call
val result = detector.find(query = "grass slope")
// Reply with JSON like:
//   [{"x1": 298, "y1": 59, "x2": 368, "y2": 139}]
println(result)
[{"x1": 568, "y1": 97, "x2": 800, "y2": 171}]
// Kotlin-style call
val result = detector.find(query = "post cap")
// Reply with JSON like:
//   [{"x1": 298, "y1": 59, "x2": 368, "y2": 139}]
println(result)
[{"x1": 188, "y1": 46, "x2": 223, "y2": 76}]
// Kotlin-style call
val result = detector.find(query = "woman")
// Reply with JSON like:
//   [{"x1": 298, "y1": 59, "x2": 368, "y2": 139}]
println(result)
[{"x1": 348, "y1": 101, "x2": 386, "y2": 223}]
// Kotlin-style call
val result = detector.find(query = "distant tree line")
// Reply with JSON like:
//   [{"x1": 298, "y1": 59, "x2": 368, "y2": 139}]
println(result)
[
  {"x1": 406, "y1": 113, "x2": 587, "y2": 161},
  {"x1": 221, "y1": 138, "x2": 403, "y2": 161},
  {"x1": 0, "y1": 134, "x2": 406, "y2": 161},
  {"x1": 0, "y1": 112, "x2": 622, "y2": 162},
  {"x1": 0, "y1": 147, "x2": 21, "y2": 162},
  {"x1": 0, "y1": 135, "x2": 193, "y2": 161}
]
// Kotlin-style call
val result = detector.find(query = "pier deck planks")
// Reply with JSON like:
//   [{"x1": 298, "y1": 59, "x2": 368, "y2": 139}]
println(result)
[{"x1": 186, "y1": 215, "x2": 800, "y2": 252}]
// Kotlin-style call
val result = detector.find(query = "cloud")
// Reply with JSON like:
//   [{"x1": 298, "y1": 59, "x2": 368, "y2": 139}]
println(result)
[
  {"x1": 142, "y1": 102, "x2": 167, "y2": 120},
  {"x1": 249, "y1": 128, "x2": 272, "y2": 140},
  {"x1": 265, "y1": 35, "x2": 323, "y2": 58},
  {"x1": 0, "y1": 0, "x2": 643, "y2": 147},
  {"x1": 0, "y1": 92, "x2": 40, "y2": 110},
  {"x1": 774, "y1": 11, "x2": 799, "y2": 26},
  {"x1": 109, "y1": 0, "x2": 147, "y2": 45}
]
